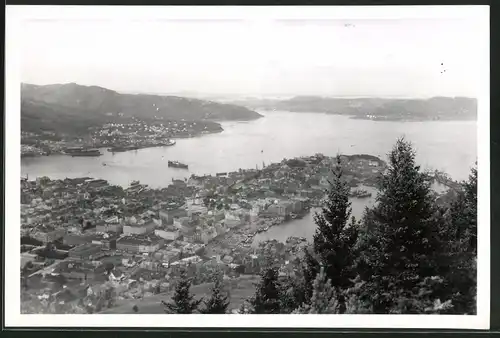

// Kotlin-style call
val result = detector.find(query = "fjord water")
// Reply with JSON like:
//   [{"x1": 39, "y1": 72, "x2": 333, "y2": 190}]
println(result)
[
  {"x1": 21, "y1": 110, "x2": 478, "y2": 187},
  {"x1": 21, "y1": 110, "x2": 477, "y2": 243}
]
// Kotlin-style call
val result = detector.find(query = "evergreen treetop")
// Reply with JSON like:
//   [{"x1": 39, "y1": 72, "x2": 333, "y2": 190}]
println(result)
[
  {"x1": 294, "y1": 265, "x2": 340, "y2": 314},
  {"x1": 307, "y1": 154, "x2": 359, "y2": 308},
  {"x1": 163, "y1": 269, "x2": 202, "y2": 314},
  {"x1": 357, "y1": 138, "x2": 445, "y2": 313},
  {"x1": 200, "y1": 273, "x2": 230, "y2": 314},
  {"x1": 249, "y1": 267, "x2": 282, "y2": 314}
]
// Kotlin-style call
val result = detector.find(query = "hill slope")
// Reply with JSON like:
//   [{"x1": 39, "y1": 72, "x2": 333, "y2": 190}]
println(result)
[
  {"x1": 21, "y1": 83, "x2": 262, "y2": 135},
  {"x1": 231, "y1": 96, "x2": 477, "y2": 121},
  {"x1": 99, "y1": 275, "x2": 259, "y2": 314}
]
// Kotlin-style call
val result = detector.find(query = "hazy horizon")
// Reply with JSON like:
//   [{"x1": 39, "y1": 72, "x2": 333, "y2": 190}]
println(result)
[
  {"x1": 20, "y1": 16, "x2": 485, "y2": 98},
  {"x1": 20, "y1": 81, "x2": 479, "y2": 101}
]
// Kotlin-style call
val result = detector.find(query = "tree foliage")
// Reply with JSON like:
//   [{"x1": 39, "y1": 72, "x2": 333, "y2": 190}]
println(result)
[
  {"x1": 354, "y1": 138, "x2": 447, "y2": 313},
  {"x1": 162, "y1": 270, "x2": 202, "y2": 314},
  {"x1": 293, "y1": 266, "x2": 340, "y2": 314},
  {"x1": 304, "y1": 155, "x2": 359, "y2": 310},
  {"x1": 200, "y1": 274, "x2": 230, "y2": 314},
  {"x1": 249, "y1": 267, "x2": 282, "y2": 314}
]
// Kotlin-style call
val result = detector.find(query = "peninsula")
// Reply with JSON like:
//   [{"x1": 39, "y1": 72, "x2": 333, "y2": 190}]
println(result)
[{"x1": 21, "y1": 83, "x2": 262, "y2": 157}]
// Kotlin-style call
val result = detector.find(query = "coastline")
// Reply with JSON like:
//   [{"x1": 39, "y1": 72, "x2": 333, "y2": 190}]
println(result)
[{"x1": 21, "y1": 128, "x2": 224, "y2": 158}]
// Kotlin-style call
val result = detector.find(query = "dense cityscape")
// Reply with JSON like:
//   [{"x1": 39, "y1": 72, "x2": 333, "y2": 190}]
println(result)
[
  {"x1": 13, "y1": 9, "x2": 482, "y2": 324},
  {"x1": 20, "y1": 153, "x2": 388, "y2": 313}
]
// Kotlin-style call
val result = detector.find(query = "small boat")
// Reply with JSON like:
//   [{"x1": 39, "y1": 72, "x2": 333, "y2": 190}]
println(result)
[
  {"x1": 102, "y1": 163, "x2": 107, "y2": 166},
  {"x1": 168, "y1": 161, "x2": 188, "y2": 169},
  {"x1": 164, "y1": 139, "x2": 176, "y2": 146},
  {"x1": 349, "y1": 189, "x2": 372, "y2": 198}
]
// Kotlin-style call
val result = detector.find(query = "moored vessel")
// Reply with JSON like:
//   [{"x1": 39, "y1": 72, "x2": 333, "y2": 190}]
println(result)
[
  {"x1": 68, "y1": 148, "x2": 102, "y2": 157},
  {"x1": 107, "y1": 145, "x2": 139, "y2": 152},
  {"x1": 168, "y1": 160, "x2": 189, "y2": 169}
]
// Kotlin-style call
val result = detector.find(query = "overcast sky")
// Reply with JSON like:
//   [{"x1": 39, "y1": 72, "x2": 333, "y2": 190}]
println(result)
[{"x1": 20, "y1": 17, "x2": 485, "y2": 97}]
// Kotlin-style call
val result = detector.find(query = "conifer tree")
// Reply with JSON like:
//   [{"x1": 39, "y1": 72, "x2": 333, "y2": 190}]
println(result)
[
  {"x1": 449, "y1": 164, "x2": 477, "y2": 254},
  {"x1": 357, "y1": 138, "x2": 444, "y2": 313},
  {"x1": 200, "y1": 274, "x2": 230, "y2": 314},
  {"x1": 301, "y1": 248, "x2": 321, "y2": 302},
  {"x1": 441, "y1": 164, "x2": 478, "y2": 314},
  {"x1": 249, "y1": 267, "x2": 281, "y2": 314},
  {"x1": 278, "y1": 274, "x2": 308, "y2": 314},
  {"x1": 306, "y1": 155, "x2": 359, "y2": 309},
  {"x1": 163, "y1": 269, "x2": 202, "y2": 314},
  {"x1": 293, "y1": 266, "x2": 340, "y2": 314}
]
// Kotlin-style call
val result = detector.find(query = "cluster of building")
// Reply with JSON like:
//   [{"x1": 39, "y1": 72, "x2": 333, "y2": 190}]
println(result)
[
  {"x1": 20, "y1": 153, "x2": 385, "y2": 312},
  {"x1": 21, "y1": 117, "x2": 223, "y2": 158}
]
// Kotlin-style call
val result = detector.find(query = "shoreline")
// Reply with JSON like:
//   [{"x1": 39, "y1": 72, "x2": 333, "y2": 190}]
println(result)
[
  {"x1": 20, "y1": 129, "x2": 224, "y2": 159},
  {"x1": 256, "y1": 109, "x2": 476, "y2": 122}
]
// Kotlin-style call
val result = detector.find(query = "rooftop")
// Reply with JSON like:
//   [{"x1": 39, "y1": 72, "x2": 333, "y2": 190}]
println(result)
[{"x1": 117, "y1": 234, "x2": 164, "y2": 246}]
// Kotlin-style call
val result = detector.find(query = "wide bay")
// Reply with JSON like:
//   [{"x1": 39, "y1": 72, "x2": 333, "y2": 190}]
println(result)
[{"x1": 20, "y1": 110, "x2": 477, "y2": 243}]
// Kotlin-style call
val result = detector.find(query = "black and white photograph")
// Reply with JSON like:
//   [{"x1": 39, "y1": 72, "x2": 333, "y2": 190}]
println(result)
[{"x1": 5, "y1": 5, "x2": 489, "y2": 329}]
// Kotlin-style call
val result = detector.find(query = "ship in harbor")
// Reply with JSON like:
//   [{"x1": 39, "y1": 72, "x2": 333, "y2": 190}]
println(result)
[
  {"x1": 168, "y1": 160, "x2": 189, "y2": 169},
  {"x1": 63, "y1": 146, "x2": 85, "y2": 154},
  {"x1": 349, "y1": 189, "x2": 372, "y2": 198},
  {"x1": 107, "y1": 139, "x2": 175, "y2": 153},
  {"x1": 64, "y1": 148, "x2": 102, "y2": 157},
  {"x1": 107, "y1": 145, "x2": 139, "y2": 153}
]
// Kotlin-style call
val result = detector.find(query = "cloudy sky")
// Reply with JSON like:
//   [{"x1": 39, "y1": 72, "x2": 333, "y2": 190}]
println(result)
[{"x1": 19, "y1": 13, "x2": 486, "y2": 97}]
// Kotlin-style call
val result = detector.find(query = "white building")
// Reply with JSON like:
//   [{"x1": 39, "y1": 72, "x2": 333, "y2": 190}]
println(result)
[
  {"x1": 155, "y1": 229, "x2": 181, "y2": 241},
  {"x1": 123, "y1": 221, "x2": 156, "y2": 235}
]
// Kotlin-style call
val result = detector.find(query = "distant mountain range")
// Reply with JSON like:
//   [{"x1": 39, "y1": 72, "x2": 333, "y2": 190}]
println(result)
[
  {"x1": 21, "y1": 83, "x2": 263, "y2": 135},
  {"x1": 229, "y1": 96, "x2": 478, "y2": 121}
]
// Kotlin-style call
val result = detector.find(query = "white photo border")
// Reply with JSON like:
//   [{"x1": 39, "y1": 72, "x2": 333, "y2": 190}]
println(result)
[{"x1": 5, "y1": 5, "x2": 490, "y2": 329}]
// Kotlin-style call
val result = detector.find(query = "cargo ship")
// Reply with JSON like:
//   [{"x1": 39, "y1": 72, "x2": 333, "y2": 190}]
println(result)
[
  {"x1": 63, "y1": 147, "x2": 85, "y2": 154},
  {"x1": 69, "y1": 149, "x2": 102, "y2": 157},
  {"x1": 168, "y1": 160, "x2": 189, "y2": 169},
  {"x1": 107, "y1": 145, "x2": 139, "y2": 153}
]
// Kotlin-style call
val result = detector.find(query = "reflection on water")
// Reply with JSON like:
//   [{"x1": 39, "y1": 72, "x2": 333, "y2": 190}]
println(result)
[{"x1": 252, "y1": 185, "x2": 378, "y2": 245}]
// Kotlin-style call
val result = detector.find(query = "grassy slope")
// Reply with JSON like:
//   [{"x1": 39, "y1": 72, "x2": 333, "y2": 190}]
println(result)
[{"x1": 99, "y1": 275, "x2": 260, "y2": 314}]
